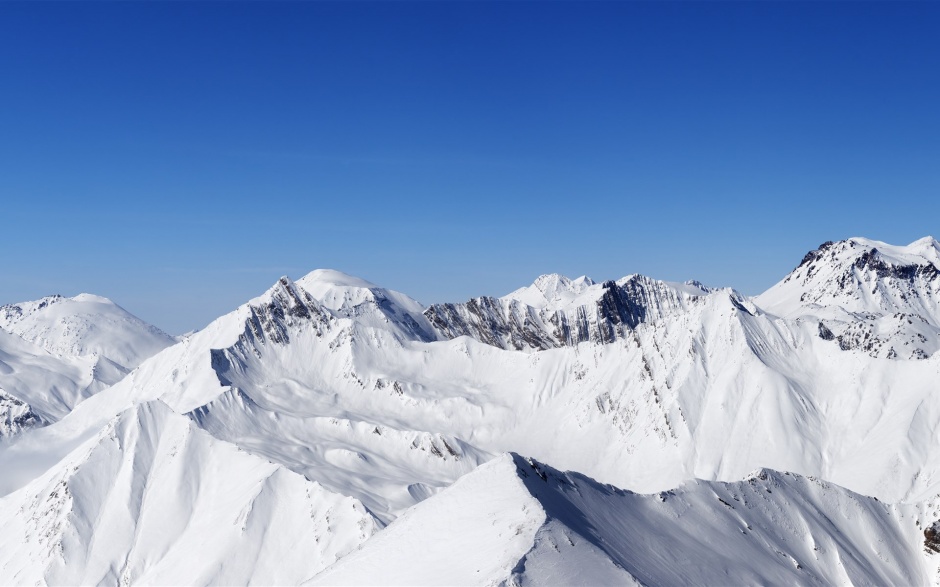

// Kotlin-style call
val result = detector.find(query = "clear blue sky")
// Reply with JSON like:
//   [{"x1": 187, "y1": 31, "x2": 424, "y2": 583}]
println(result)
[{"x1": 2, "y1": 2, "x2": 938, "y2": 334}]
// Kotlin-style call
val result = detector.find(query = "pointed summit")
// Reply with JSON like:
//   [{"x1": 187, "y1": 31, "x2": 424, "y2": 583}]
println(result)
[
  {"x1": 295, "y1": 269, "x2": 437, "y2": 341},
  {"x1": 504, "y1": 273, "x2": 597, "y2": 309},
  {"x1": 756, "y1": 236, "x2": 940, "y2": 360},
  {"x1": 757, "y1": 236, "x2": 940, "y2": 319}
]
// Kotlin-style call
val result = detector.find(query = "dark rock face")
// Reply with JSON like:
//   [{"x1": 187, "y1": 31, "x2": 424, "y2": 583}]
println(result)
[
  {"x1": 798, "y1": 241, "x2": 835, "y2": 269},
  {"x1": 210, "y1": 278, "x2": 333, "y2": 388},
  {"x1": 241, "y1": 278, "x2": 328, "y2": 347},
  {"x1": 425, "y1": 275, "x2": 702, "y2": 351},
  {"x1": 853, "y1": 249, "x2": 940, "y2": 282},
  {"x1": 818, "y1": 322, "x2": 835, "y2": 341},
  {"x1": 0, "y1": 390, "x2": 46, "y2": 438},
  {"x1": 425, "y1": 296, "x2": 558, "y2": 351},
  {"x1": 925, "y1": 521, "x2": 940, "y2": 554},
  {"x1": 596, "y1": 280, "x2": 648, "y2": 339},
  {"x1": 0, "y1": 295, "x2": 64, "y2": 327}
]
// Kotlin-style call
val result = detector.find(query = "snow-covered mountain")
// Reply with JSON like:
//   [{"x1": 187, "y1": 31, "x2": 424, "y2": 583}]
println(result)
[
  {"x1": 0, "y1": 400, "x2": 377, "y2": 585},
  {"x1": 0, "y1": 293, "x2": 175, "y2": 375},
  {"x1": 425, "y1": 273, "x2": 712, "y2": 350},
  {"x1": 0, "y1": 329, "x2": 89, "y2": 434},
  {"x1": 313, "y1": 454, "x2": 940, "y2": 586},
  {"x1": 758, "y1": 237, "x2": 940, "y2": 359},
  {"x1": 2, "y1": 235, "x2": 940, "y2": 585},
  {"x1": 0, "y1": 294, "x2": 174, "y2": 437}
]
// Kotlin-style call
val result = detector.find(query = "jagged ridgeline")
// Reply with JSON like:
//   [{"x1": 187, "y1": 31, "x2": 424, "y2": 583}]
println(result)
[
  {"x1": 425, "y1": 274, "x2": 715, "y2": 350},
  {"x1": 1, "y1": 237, "x2": 940, "y2": 585}
]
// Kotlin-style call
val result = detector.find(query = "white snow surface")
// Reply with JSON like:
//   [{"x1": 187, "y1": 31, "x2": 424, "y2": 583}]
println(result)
[
  {"x1": 0, "y1": 400, "x2": 377, "y2": 586},
  {"x1": 505, "y1": 273, "x2": 598, "y2": 309},
  {"x1": 0, "y1": 294, "x2": 175, "y2": 435},
  {"x1": 2, "y1": 237, "x2": 940, "y2": 585},
  {"x1": 758, "y1": 237, "x2": 940, "y2": 317},
  {"x1": 757, "y1": 237, "x2": 940, "y2": 360},
  {"x1": 0, "y1": 294, "x2": 175, "y2": 373},
  {"x1": 311, "y1": 453, "x2": 939, "y2": 586},
  {"x1": 0, "y1": 329, "x2": 93, "y2": 427}
]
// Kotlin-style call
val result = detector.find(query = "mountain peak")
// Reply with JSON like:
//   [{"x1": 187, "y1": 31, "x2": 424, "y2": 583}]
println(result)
[
  {"x1": 293, "y1": 270, "x2": 435, "y2": 341},
  {"x1": 532, "y1": 273, "x2": 595, "y2": 293},
  {"x1": 503, "y1": 273, "x2": 596, "y2": 310},
  {"x1": 70, "y1": 293, "x2": 115, "y2": 304},
  {"x1": 297, "y1": 269, "x2": 380, "y2": 291},
  {"x1": 761, "y1": 237, "x2": 940, "y2": 316},
  {"x1": 0, "y1": 293, "x2": 175, "y2": 372}
]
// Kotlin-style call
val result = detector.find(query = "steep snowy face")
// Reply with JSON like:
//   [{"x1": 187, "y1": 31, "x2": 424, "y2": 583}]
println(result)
[
  {"x1": 0, "y1": 293, "x2": 175, "y2": 379},
  {"x1": 182, "y1": 274, "x2": 492, "y2": 523},
  {"x1": 312, "y1": 454, "x2": 937, "y2": 587},
  {"x1": 759, "y1": 237, "x2": 940, "y2": 317},
  {"x1": 757, "y1": 237, "x2": 940, "y2": 359},
  {"x1": 424, "y1": 273, "x2": 710, "y2": 351},
  {"x1": 38, "y1": 256, "x2": 932, "y2": 518},
  {"x1": 0, "y1": 400, "x2": 378, "y2": 586},
  {"x1": 0, "y1": 293, "x2": 176, "y2": 438},
  {"x1": 0, "y1": 328, "x2": 99, "y2": 435},
  {"x1": 11, "y1": 275, "x2": 488, "y2": 524},
  {"x1": 77, "y1": 275, "x2": 336, "y2": 417}
]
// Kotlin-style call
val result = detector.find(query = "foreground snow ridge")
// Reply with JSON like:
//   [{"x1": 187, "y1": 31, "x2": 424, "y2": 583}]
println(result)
[
  {"x1": 314, "y1": 454, "x2": 933, "y2": 586},
  {"x1": 2, "y1": 236, "x2": 940, "y2": 586}
]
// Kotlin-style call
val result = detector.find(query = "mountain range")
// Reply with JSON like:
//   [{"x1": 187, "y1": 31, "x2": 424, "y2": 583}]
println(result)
[{"x1": 1, "y1": 236, "x2": 939, "y2": 585}]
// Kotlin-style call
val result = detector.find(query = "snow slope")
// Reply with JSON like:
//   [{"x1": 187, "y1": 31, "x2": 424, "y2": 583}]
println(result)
[
  {"x1": 2, "y1": 237, "x2": 940, "y2": 584},
  {"x1": 0, "y1": 294, "x2": 175, "y2": 437},
  {"x1": 0, "y1": 293, "x2": 175, "y2": 377},
  {"x1": 9, "y1": 242, "x2": 935, "y2": 513},
  {"x1": 0, "y1": 276, "x2": 492, "y2": 523},
  {"x1": 0, "y1": 328, "x2": 96, "y2": 434},
  {"x1": 758, "y1": 237, "x2": 940, "y2": 359},
  {"x1": 0, "y1": 400, "x2": 377, "y2": 585},
  {"x1": 158, "y1": 266, "x2": 940, "y2": 505},
  {"x1": 312, "y1": 453, "x2": 939, "y2": 586}
]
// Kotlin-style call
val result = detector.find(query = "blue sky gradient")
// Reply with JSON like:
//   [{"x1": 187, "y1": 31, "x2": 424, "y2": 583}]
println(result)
[{"x1": 2, "y1": 2, "x2": 938, "y2": 333}]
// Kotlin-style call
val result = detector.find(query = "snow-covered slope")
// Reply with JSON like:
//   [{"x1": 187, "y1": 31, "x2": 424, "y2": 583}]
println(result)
[
  {"x1": 138, "y1": 266, "x2": 940, "y2": 505},
  {"x1": 0, "y1": 328, "x2": 97, "y2": 435},
  {"x1": 161, "y1": 275, "x2": 494, "y2": 522},
  {"x1": 0, "y1": 276, "x2": 493, "y2": 523},
  {"x1": 758, "y1": 237, "x2": 940, "y2": 359},
  {"x1": 312, "y1": 453, "x2": 939, "y2": 586},
  {"x1": 0, "y1": 294, "x2": 175, "y2": 437},
  {"x1": 10, "y1": 248, "x2": 934, "y2": 514},
  {"x1": 3, "y1": 238, "x2": 940, "y2": 584},
  {"x1": 0, "y1": 293, "x2": 175, "y2": 377},
  {"x1": 0, "y1": 400, "x2": 377, "y2": 585},
  {"x1": 297, "y1": 269, "x2": 439, "y2": 343}
]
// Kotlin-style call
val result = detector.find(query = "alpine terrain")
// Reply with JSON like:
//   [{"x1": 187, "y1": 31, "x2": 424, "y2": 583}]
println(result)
[{"x1": 1, "y1": 236, "x2": 940, "y2": 585}]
